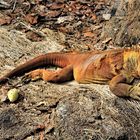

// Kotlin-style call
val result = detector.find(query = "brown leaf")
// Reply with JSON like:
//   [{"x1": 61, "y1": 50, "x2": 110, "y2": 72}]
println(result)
[
  {"x1": 26, "y1": 31, "x2": 44, "y2": 42},
  {"x1": 91, "y1": 13, "x2": 97, "y2": 20},
  {"x1": 49, "y1": 3, "x2": 64, "y2": 10},
  {"x1": 75, "y1": 31, "x2": 81, "y2": 39},
  {"x1": 83, "y1": 31, "x2": 94, "y2": 37},
  {"x1": 45, "y1": 10, "x2": 61, "y2": 18},
  {"x1": 58, "y1": 27, "x2": 67, "y2": 33},
  {"x1": 34, "y1": 0, "x2": 42, "y2": 4},
  {"x1": 0, "y1": 16, "x2": 12, "y2": 25},
  {"x1": 25, "y1": 14, "x2": 38, "y2": 25}
]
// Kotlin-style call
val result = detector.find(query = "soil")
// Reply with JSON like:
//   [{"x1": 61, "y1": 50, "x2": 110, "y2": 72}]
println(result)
[{"x1": 0, "y1": 0, "x2": 140, "y2": 139}]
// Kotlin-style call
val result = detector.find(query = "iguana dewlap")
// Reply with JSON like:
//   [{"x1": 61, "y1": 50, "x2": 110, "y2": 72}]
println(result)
[{"x1": 0, "y1": 47, "x2": 140, "y2": 100}]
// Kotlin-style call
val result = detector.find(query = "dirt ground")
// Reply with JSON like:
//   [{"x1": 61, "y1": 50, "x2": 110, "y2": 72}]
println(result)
[{"x1": 0, "y1": 0, "x2": 140, "y2": 140}]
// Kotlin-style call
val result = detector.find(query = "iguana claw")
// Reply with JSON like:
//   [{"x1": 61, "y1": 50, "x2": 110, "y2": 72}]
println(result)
[
  {"x1": 129, "y1": 83, "x2": 140, "y2": 100},
  {"x1": 24, "y1": 70, "x2": 42, "y2": 81}
]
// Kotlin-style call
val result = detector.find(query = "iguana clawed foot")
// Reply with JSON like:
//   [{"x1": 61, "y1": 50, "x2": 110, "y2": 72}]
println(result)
[
  {"x1": 25, "y1": 69, "x2": 54, "y2": 81},
  {"x1": 25, "y1": 69, "x2": 44, "y2": 81},
  {"x1": 129, "y1": 83, "x2": 140, "y2": 100}
]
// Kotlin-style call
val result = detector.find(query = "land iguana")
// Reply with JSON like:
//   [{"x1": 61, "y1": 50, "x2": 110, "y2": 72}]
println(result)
[{"x1": 0, "y1": 46, "x2": 140, "y2": 100}]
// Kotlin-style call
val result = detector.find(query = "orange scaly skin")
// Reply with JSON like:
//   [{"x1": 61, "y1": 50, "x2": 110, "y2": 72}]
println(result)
[{"x1": 0, "y1": 46, "x2": 140, "y2": 100}]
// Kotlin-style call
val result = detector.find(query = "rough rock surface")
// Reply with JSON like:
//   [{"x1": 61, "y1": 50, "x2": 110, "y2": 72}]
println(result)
[
  {"x1": 0, "y1": 28, "x2": 140, "y2": 140},
  {"x1": 102, "y1": 0, "x2": 140, "y2": 47}
]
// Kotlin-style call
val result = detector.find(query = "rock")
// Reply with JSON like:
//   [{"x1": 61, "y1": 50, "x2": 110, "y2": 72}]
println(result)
[
  {"x1": 0, "y1": 94, "x2": 7, "y2": 102},
  {"x1": 57, "y1": 16, "x2": 74, "y2": 24},
  {"x1": 102, "y1": 0, "x2": 140, "y2": 46},
  {"x1": 103, "y1": 13, "x2": 111, "y2": 20}
]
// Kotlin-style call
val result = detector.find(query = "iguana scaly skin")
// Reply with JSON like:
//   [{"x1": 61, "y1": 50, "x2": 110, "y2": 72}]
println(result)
[{"x1": 0, "y1": 46, "x2": 140, "y2": 100}]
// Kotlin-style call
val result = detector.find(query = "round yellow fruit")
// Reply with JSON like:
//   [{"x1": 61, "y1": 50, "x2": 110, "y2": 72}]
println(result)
[{"x1": 7, "y1": 88, "x2": 19, "y2": 102}]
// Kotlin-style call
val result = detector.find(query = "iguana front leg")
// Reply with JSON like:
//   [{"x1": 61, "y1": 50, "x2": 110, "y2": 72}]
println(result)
[
  {"x1": 109, "y1": 74, "x2": 140, "y2": 100},
  {"x1": 128, "y1": 83, "x2": 140, "y2": 100},
  {"x1": 26, "y1": 65, "x2": 74, "y2": 83}
]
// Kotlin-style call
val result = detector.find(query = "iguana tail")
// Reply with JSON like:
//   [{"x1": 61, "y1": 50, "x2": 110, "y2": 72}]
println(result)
[{"x1": 0, "y1": 52, "x2": 71, "y2": 84}]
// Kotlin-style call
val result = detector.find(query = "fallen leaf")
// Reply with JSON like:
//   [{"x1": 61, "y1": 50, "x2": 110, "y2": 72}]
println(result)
[
  {"x1": 25, "y1": 14, "x2": 38, "y2": 25},
  {"x1": 0, "y1": 16, "x2": 12, "y2": 25},
  {"x1": 45, "y1": 10, "x2": 61, "y2": 18},
  {"x1": 26, "y1": 31, "x2": 44, "y2": 41},
  {"x1": 83, "y1": 31, "x2": 94, "y2": 37},
  {"x1": 91, "y1": 13, "x2": 97, "y2": 20},
  {"x1": 58, "y1": 27, "x2": 67, "y2": 33},
  {"x1": 49, "y1": 3, "x2": 64, "y2": 10}
]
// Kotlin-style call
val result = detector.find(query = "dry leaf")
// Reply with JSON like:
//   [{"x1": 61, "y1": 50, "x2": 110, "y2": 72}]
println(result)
[
  {"x1": 91, "y1": 13, "x2": 97, "y2": 20},
  {"x1": 25, "y1": 14, "x2": 38, "y2": 25},
  {"x1": 83, "y1": 31, "x2": 94, "y2": 37},
  {"x1": 49, "y1": 3, "x2": 64, "y2": 10},
  {"x1": 0, "y1": 16, "x2": 11, "y2": 25},
  {"x1": 46, "y1": 10, "x2": 61, "y2": 18}
]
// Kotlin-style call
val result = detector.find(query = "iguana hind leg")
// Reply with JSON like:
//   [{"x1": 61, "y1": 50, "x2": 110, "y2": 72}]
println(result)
[
  {"x1": 109, "y1": 74, "x2": 140, "y2": 100},
  {"x1": 26, "y1": 65, "x2": 73, "y2": 83}
]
